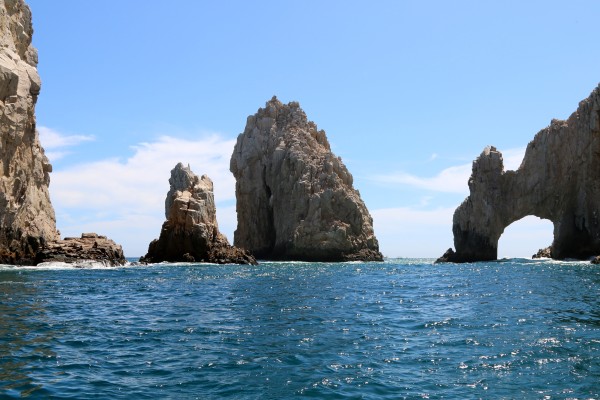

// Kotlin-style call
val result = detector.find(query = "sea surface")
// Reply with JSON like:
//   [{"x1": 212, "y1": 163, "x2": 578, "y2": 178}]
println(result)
[{"x1": 1, "y1": 258, "x2": 599, "y2": 399}]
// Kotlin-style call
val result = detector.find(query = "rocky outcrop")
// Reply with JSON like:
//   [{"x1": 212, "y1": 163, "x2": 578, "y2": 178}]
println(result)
[
  {"x1": 0, "y1": 0, "x2": 127, "y2": 266},
  {"x1": 532, "y1": 247, "x2": 552, "y2": 259},
  {"x1": 141, "y1": 163, "x2": 256, "y2": 264},
  {"x1": 440, "y1": 84, "x2": 600, "y2": 262},
  {"x1": 230, "y1": 97, "x2": 383, "y2": 262},
  {"x1": 36, "y1": 233, "x2": 126, "y2": 266},
  {"x1": 0, "y1": 0, "x2": 60, "y2": 264}
]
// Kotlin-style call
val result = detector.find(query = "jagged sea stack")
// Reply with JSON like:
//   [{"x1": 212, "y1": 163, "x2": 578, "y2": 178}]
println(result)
[
  {"x1": 230, "y1": 97, "x2": 383, "y2": 262},
  {"x1": 0, "y1": 0, "x2": 59, "y2": 263},
  {"x1": 438, "y1": 84, "x2": 600, "y2": 262},
  {"x1": 141, "y1": 163, "x2": 256, "y2": 264}
]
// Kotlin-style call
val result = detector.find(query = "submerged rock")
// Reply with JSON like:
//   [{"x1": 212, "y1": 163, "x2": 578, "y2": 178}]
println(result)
[
  {"x1": 141, "y1": 163, "x2": 256, "y2": 264},
  {"x1": 0, "y1": 0, "x2": 60, "y2": 264},
  {"x1": 230, "y1": 96, "x2": 383, "y2": 262},
  {"x1": 440, "y1": 84, "x2": 600, "y2": 262},
  {"x1": 36, "y1": 233, "x2": 126, "y2": 266}
]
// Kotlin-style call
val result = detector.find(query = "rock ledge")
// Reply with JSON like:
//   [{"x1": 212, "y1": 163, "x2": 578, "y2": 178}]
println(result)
[{"x1": 36, "y1": 233, "x2": 126, "y2": 266}]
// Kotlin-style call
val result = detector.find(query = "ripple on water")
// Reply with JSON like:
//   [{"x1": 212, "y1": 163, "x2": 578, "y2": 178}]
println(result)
[{"x1": 0, "y1": 259, "x2": 599, "y2": 398}]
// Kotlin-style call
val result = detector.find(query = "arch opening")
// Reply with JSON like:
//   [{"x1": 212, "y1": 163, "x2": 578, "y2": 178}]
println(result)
[{"x1": 498, "y1": 215, "x2": 554, "y2": 259}]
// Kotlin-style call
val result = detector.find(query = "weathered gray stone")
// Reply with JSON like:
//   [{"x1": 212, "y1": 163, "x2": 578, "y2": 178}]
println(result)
[
  {"x1": 230, "y1": 96, "x2": 383, "y2": 262},
  {"x1": 440, "y1": 84, "x2": 600, "y2": 262},
  {"x1": 0, "y1": 0, "x2": 126, "y2": 266},
  {"x1": 0, "y1": 0, "x2": 60, "y2": 264},
  {"x1": 141, "y1": 163, "x2": 256, "y2": 264}
]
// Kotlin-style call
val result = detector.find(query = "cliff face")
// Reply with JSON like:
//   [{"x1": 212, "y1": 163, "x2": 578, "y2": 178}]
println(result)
[
  {"x1": 0, "y1": 0, "x2": 59, "y2": 264},
  {"x1": 142, "y1": 163, "x2": 256, "y2": 264},
  {"x1": 440, "y1": 84, "x2": 600, "y2": 262},
  {"x1": 230, "y1": 97, "x2": 383, "y2": 262}
]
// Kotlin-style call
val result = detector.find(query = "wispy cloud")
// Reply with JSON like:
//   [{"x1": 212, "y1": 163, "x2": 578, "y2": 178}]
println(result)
[
  {"x1": 371, "y1": 205, "x2": 553, "y2": 258},
  {"x1": 373, "y1": 164, "x2": 472, "y2": 194},
  {"x1": 49, "y1": 132, "x2": 237, "y2": 257},
  {"x1": 371, "y1": 206, "x2": 455, "y2": 257},
  {"x1": 38, "y1": 126, "x2": 95, "y2": 161},
  {"x1": 372, "y1": 147, "x2": 526, "y2": 194},
  {"x1": 501, "y1": 147, "x2": 526, "y2": 171},
  {"x1": 47, "y1": 133, "x2": 533, "y2": 259}
]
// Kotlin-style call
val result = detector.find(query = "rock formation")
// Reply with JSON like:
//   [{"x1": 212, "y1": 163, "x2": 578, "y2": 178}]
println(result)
[
  {"x1": 532, "y1": 247, "x2": 551, "y2": 259},
  {"x1": 230, "y1": 97, "x2": 383, "y2": 262},
  {"x1": 439, "y1": 84, "x2": 600, "y2": 262},
  {"x1": 0, "y1": 0, "x2": 125, "y2": 266},
  {"x1": 141, "y1": 163, "x2": 256, "y2": 264},
  {"x1": 0, "y1": 0, "x2": 59, "y2": 264},
  {"x1": 36, "y1": 233, "x2": 125, "y2": 265}
]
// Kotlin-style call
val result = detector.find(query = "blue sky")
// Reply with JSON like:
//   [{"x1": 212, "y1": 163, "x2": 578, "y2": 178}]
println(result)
[{"x1": 27, "y1": 0, "x2": 600, "y2": 258}]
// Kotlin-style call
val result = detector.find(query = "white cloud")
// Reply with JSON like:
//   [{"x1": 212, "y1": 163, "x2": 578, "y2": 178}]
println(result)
[
  {"x1": 49, "y1": 133, "x2": 238, "y2": 257},
  {"x1": 501, "y1": 147, "x2": 526, "y2": 171},
  {"x1": 373, "y1": 164, "x2": 472, "y2": 194},
  {"x1": 498, "y1": 215, "x2": 553, "y2": 258},
  {"x1": 371, "y1": 206, "x2": 455, "y2": 258},
  {"x1": 38, "y1": 126, "x2": 95, "y2": 161},
  {"x1": 372, "y1": 147, "x2": 527, "y2": 194},
  {"x1": 372, "y1": 206, "x2": 553, "y2": 259},
  {"x1": 46, "y1": 132, "x2": 537, "y2": 260}
]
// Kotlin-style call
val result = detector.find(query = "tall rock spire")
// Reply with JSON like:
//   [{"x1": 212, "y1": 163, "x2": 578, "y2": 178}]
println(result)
[
  {"x1": 0, "y1": 0, "x2": 60, "y2": 264},
  {"x1": 230, "y1": 97, "x2": 383, "y2": 262},
  {"x1": 141, "y1": 163, "x2": 257, "y2": 264}
]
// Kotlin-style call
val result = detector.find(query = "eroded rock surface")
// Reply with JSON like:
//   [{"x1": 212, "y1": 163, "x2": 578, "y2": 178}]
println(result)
[
  {"x1": 0, "y1": 0, "x2": 60, "y2": 264},
  {"x1": 0, "y1": 0, "x2": 126, "y2": 266},
  {"x1": 230, "y1": 97, "x2": 383, "y2": 262},
  {"x1": 141, "y1": 163, "x2": 256, "y2": 264},
  {"x1": 36, "y1": 233, "x2": 126, "y2": 266},
  {"x1": 440, "y1": 84, "x2": 600, "y2": 262}
]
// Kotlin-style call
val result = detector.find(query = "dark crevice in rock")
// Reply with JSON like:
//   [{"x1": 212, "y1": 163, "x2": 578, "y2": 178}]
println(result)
[{"x1": 230, "y1": 97, "x2": 383, "y2": 262}]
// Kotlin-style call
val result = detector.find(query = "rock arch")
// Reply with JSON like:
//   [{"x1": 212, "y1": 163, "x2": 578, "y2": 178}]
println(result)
[
  {"x1": 498, "y1": 216, "x2": 554, "y2": 258},
  {"x1": 439, "y1": 84, "x2": 600, "y2": 262}
]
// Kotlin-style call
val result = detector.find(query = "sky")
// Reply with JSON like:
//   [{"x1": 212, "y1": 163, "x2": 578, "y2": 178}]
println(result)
[{"x1": 26, "y1": 0, "x2": 600, "y2": 258}]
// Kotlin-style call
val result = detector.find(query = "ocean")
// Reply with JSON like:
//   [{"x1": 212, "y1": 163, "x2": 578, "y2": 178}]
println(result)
[{"x1": 1, "y1": 258, "x2": 599, "y2": 399}]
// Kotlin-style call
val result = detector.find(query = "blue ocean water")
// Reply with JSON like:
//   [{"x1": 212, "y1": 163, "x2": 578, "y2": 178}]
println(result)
[{"x1": 0, "y1": 258, "x2": 599, "y2": 399}]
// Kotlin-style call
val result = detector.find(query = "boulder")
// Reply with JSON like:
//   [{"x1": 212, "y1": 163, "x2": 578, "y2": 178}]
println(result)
[
  {"x1": 230, "y1": 96, "x2": 383, "y2": 262},
  {"x1": 440, "y1": 84, "x2": 600, "y2": 262},
  {"x1": 36, "y1": 233, "x2": 126, "y2": 266},
  {"x1": 532, "y1": 247, "x2": 552, "y2": 259},
  {"x1": 141, "y1": 163, "x2": 256, "y2": 264}
]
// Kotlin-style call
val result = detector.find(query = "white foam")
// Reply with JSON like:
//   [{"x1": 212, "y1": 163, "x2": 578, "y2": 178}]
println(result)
[{"x1": 0, "y1": 260, "x2": 133, "y2": 271}]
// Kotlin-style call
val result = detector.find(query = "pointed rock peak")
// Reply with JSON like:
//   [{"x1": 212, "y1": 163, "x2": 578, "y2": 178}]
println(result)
[
  {"x1": 142, "y1": 163, "x2": 256, "y2": 265},
  {"x1": 230, "y1": 98, "x2": 383, "y2": 262},
  {"x1": 169, "y1": 162, "x2": 198, "y2": 193}
]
